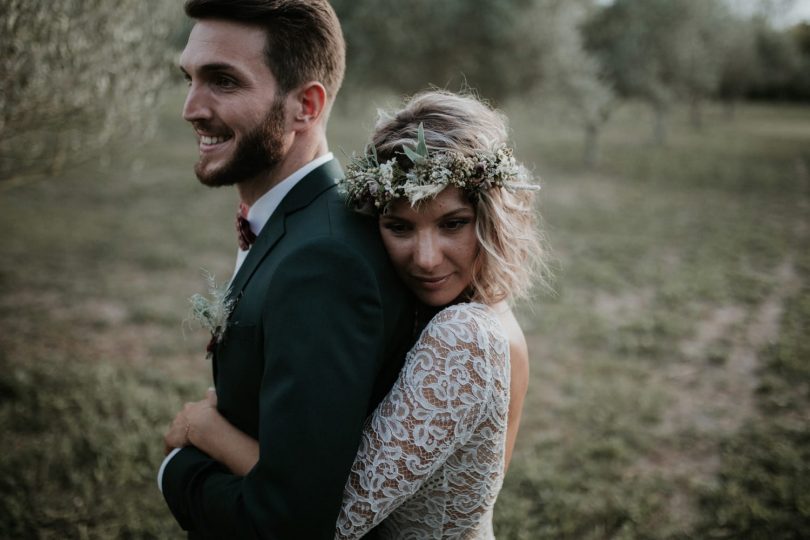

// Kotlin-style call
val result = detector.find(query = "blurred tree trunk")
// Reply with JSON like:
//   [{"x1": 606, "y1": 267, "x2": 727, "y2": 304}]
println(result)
[
  {"x1": 724, "y1": 100, "x2": 738, "y2": 120},
  {"x1": 584, "y1": 122, "x2": 600, "y2": 169},
  {"x1": 690, "y1": 95, "x2": 703, "y2": 130},
  {"x1": 653, "y1": 103, "x2": 668, "y2": 146}
]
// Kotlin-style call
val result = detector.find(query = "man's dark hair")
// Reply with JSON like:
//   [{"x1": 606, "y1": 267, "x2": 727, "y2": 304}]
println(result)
[{"x1": 184, "y1": 0, "x2": 345, "y2": 100}]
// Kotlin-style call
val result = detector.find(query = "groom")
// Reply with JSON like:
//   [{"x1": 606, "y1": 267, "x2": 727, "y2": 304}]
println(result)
[{"x1": 158, "y1": 1, "x2": 414, "y2": 537}]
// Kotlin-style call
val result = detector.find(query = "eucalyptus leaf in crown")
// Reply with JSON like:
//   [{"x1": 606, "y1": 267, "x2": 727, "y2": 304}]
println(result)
[{"x1": 339, "y1": 123, "x2": 539, "y2": 212}]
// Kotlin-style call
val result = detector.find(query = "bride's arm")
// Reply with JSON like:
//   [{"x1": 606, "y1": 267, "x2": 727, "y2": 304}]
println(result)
[
  {"x1": 335, "y1": 305, "x2": 506, "y2": 539},
  {"x1": 164, "y1": 389, "x2": 259, "y2": 476}
]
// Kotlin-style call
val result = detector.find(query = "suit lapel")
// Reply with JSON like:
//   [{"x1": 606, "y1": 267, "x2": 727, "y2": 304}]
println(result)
[{"x1": 226, "y1": 158, "x2": 344, "y2": 306}]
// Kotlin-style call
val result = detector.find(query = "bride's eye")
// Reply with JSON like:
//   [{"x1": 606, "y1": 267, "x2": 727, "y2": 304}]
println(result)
[
  {"x1": 441, "y1": 218, "x2": 471, "y2": 231},
  {"x1": 382, "y1": 221, "x2": 411, "y2": 235}
]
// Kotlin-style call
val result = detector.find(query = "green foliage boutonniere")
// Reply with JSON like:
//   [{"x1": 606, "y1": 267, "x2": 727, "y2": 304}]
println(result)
[{"x1": 188, "y1": 271, "x2": 234, "y2": 358}]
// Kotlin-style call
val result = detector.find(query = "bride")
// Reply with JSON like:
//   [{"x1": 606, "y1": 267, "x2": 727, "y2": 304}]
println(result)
[{"x1": 165, "y1": 90, "x2": 548, "y2": 538}]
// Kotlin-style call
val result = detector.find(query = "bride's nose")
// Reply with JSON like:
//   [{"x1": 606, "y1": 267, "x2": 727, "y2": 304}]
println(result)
[{"x1": 413, "y1": 230, "x2": 442, "y2": 271}]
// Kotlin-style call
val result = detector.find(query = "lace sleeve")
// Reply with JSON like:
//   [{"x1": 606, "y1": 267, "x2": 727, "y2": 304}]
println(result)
[{"x1": 335, "y1": 304, "x2": 504, "y2": 539}]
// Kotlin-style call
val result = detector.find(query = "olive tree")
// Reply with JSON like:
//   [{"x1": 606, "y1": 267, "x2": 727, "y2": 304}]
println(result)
[
  {"x1": 674, "y1": 0, "x2": 733, "y2": 129},
  {"x1": 534, "y1": 0, "x2": 615, "y2": 166},
  {"x1": 332, "y1": 0, "x2": 542, "y2": 102},
  {"x1": 0, "y1": 0, "x2": 182, "y2": 181},
  {"x1": 587, "y1": 0, "x2": 733, "y2": 144}
]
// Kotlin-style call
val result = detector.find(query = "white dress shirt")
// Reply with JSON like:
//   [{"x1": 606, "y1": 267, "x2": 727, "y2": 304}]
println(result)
[
  {"x1": 158, "y1": 152, "x2": 335, "y2": 493},
  {"x1": 231, "y1": 152, "x2": 335, "y2": 279}
]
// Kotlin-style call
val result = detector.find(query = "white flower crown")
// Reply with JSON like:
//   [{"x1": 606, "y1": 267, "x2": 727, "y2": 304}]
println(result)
[{"x1": 339, "y1": 123, "x2": 539, "y2": 212}]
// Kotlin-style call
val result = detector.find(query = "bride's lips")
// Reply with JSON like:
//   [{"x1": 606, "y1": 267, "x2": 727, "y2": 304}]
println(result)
[{"x1": 411, "y1": 274, "x2": 451, "y2": 291}]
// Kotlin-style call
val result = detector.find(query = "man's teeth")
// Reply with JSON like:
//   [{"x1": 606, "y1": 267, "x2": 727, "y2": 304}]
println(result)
[{"x1": 200, "y1": 135, "x2": 228, "y2": 145}]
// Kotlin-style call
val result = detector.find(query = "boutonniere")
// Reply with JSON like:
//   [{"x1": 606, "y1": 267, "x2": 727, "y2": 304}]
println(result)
[{"x1": 188, "y1": 271, "x2": 234, "y2": 358}]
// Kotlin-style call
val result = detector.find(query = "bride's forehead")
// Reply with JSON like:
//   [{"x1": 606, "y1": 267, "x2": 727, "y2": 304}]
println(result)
[{"x1": 387, "y1": 188, "x2": 473, "y2": 219}]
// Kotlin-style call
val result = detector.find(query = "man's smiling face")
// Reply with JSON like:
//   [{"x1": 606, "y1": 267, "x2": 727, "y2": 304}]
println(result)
[{"x1": 179, "y1": 19, "x2": 289, "y2": 187}]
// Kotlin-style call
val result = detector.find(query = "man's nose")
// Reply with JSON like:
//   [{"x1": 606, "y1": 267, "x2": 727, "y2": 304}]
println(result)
[
  {"x1": 182, "y1": 84, "x2": 211, "y2": 123},
  {"x1": 413, "y1": 231, "x2": 442, "y2": 272}
]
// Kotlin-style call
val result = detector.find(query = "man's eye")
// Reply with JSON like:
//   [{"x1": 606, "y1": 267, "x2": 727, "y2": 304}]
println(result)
[{"x1": 216, "y1": 77, "x2": 236, "y2": 89}]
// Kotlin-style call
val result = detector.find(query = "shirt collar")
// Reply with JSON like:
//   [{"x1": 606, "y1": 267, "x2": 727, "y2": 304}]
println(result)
[{"x1": 244, "y1": 152, "x2": 334, "y2": 238}]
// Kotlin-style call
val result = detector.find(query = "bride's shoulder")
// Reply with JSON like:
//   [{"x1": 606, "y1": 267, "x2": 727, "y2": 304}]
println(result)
[
  {"x1": 430, "y1": 301, "x2": 494, "y2": 323},
  {"x1": 421, "y1": 302, "x2": 507, "y2": 350}
]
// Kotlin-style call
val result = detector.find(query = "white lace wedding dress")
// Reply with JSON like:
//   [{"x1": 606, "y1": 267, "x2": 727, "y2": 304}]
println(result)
[{"x1": 336, "y1": 302, "x2": 510, "y2": 539}]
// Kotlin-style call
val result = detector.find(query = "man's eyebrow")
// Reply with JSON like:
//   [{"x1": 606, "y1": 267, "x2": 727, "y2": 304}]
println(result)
[
  {"x1": 199, "y1": 62, "x2": 240, "y2": 74},
  {"x1": 179, "y1": 63, "x2": 242, "y2": 77}
]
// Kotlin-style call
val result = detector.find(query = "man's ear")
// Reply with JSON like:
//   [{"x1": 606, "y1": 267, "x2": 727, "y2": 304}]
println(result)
[{"x1": 289, "y1": 81, "x2": 327, "y2": 131}]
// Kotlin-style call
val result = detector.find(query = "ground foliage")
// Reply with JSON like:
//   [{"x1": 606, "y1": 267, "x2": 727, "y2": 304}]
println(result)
[{"x1": 694, "y1": 251, "x2": 810, "y2": 539}]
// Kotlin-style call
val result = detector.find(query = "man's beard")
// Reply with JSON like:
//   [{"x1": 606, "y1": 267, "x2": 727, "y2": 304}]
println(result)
[{"x1": 194, "y1": 97, "x2": 286, "y2": 187}]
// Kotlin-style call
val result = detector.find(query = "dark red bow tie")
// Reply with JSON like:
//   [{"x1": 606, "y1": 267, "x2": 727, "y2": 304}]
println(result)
[{"x1": 236, "y1": 203, "x2": 256, "y2": 250}]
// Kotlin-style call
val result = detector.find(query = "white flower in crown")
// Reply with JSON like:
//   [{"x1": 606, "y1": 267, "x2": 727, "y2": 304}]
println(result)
[
  {"x1": 379, "y1": 160, "x2": 395, "y2": 184},
  {"x1": 339, "y1": 123, "x2": 539, "y2": 212}
]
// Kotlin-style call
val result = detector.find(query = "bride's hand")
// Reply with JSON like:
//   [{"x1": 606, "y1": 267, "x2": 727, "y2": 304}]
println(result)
[
  {"x1": 163, "y1": 389, "x2": 219, "y2": 454},
  {"x1": 185, "y1": 388, "x2": 221, "y2": 444},
  {"x1": 164, "y1": 407, "x2": 190, "y2": 454},
  {"x1": 164, "y1": 388, "x2": 258, "y2": 475}
]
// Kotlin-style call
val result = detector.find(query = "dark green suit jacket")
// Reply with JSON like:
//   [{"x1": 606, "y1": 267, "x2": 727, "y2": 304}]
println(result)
[{"x1": 162, "y1": 159, "x2": 414, "y2": 538}]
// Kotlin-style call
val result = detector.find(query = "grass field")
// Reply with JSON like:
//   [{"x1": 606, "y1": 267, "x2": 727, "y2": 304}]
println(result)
[{"x1": 1, "y1": 88, "x2": 808, "y2": 538}]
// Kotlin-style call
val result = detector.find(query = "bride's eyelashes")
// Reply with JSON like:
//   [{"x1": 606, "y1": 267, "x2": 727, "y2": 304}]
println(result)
[
  {"x1": 381, "y1": 215, "x2": 474, "y2": 236},
  {"x1": 440, "y1": 217, "x2": 473, "y2": 232},
  {"x1": 380, "y1": 219, "x2": 411, "y2": 235}
]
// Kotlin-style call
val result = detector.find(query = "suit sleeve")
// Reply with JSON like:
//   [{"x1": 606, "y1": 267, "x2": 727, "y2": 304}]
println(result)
[{"x1": 162, "y1": 239, "x2": 388, "y2": 539}]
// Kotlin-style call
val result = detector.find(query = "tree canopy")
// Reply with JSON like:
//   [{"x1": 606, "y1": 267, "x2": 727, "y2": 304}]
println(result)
[
  {"x1": 2, "y1": 0, "x2": 809, "y2": 180},
  {"x1": 0, "y1": 0, "x2": 181, "y2": 181}
]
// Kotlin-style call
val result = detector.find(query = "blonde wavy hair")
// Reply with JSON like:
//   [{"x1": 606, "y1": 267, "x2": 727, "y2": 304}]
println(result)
[{"x1": 370, "y1": 90, "x2": 550, "y2": 304}]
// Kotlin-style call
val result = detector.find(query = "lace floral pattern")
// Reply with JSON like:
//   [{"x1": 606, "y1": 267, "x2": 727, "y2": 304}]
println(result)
[{"x1": 336, "y1": 303, "x2": 510, "y2": 539}]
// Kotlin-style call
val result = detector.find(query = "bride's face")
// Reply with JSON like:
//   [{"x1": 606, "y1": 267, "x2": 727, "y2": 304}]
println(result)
[{"x1": 379, "y1": 187, "x2": 479, "y2": 307}]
